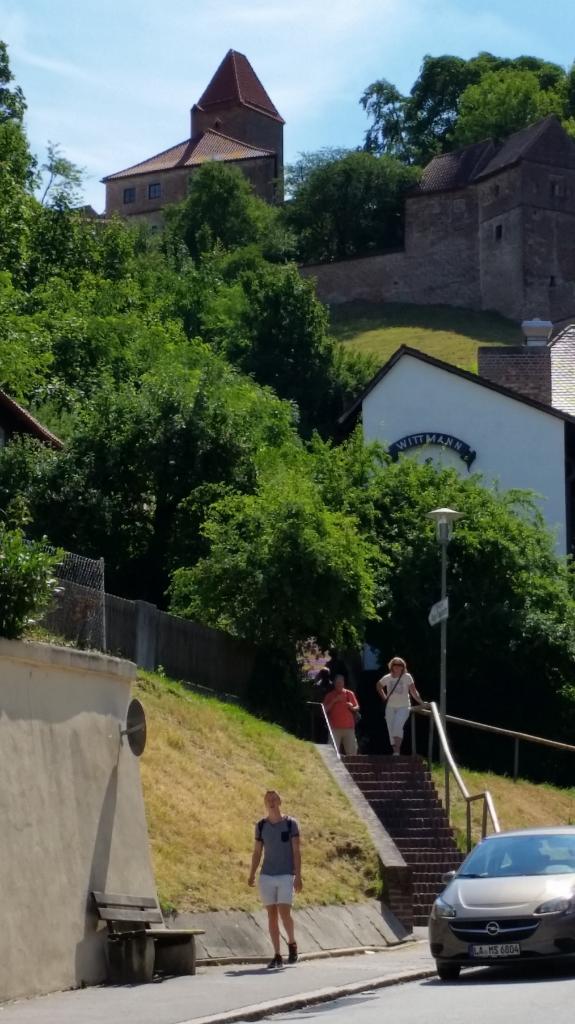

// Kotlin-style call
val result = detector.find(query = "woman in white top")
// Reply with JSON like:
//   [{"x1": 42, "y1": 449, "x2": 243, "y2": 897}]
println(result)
[{"x1": 376, "y1": 656, "x2": 424, "y2": 755}]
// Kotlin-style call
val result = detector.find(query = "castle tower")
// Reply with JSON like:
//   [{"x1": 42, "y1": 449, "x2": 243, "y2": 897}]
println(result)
[{"x1": 191, "y1": 50, "x2": 284, "y2": 192}]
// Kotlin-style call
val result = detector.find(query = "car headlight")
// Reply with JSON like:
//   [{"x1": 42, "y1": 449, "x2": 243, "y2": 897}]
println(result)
[
  {"x1": 432, "y1": 896, "x2": 456, "y2": 919},
  {"x1": 534, "y1": 897, "x2": 573, "y2": 916}
]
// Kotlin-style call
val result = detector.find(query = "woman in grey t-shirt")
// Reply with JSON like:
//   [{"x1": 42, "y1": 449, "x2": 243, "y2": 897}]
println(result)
[{"x1": 248, "y1": 790, "x2": 302, "y2": 969}]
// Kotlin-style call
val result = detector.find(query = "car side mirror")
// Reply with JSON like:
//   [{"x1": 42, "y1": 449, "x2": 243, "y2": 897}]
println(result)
[{"x1": 442, "y1": 870, "x2": 457, "y2": 884}]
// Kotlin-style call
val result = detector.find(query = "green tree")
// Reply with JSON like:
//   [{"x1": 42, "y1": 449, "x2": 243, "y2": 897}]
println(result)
[
  {"x1": 285, "y1": 150, "x2": 419, "y2": 262},
  {"x1": 359, "y1": 457, "x2": 575, "y2": 775},
  {"x1": 166, "y1": 161, "x2": 286, "y2": 260},
  {"x1": 361, "y1": 52, "x2": 574, "y2": 163},
  {"x1": 0, "y1": 359, "x2": 300, "y2": 604},
  {"x1": 0, "y1": 41, "x2": 37, "y2": 283},
  {"x1": 39, "y1": 141, "x2": 84, "y2": 209},
  {"x1": 454, "y1": 69, "x2": 565, "y2": 145}
]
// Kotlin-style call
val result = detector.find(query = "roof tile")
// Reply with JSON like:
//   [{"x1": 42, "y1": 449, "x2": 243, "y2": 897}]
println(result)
[
  {"x1": 196, "y1": 49, "x2": 284, "y2": 123},
  {"x1": 103, "y1": 129, "x2": 274, "y2": 182}
]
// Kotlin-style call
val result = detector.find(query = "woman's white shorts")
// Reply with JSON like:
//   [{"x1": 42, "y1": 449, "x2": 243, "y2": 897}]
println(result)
[
  {"x1": 258, "y1": 874, "x2": 295, "y2": 906},
  {"x1": 385, "y1": 705, "x2": 410, "y2": 742}
]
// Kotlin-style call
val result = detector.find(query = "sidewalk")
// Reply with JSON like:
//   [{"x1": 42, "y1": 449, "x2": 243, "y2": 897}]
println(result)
[{"x1": 0, "y1": 940, "x2": 435, "y2": 1024}]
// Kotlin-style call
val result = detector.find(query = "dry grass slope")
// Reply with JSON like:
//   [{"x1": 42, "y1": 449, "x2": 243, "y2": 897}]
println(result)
[
  {"x1": 330, "y1": 301, "x2": 522, "y2": 372},
  {"x1": 135, "y1": 672, "x2": 380, "y2": 913},
  {"x1": 432, "y1": 765, "x2": 575, "y2": 850}
]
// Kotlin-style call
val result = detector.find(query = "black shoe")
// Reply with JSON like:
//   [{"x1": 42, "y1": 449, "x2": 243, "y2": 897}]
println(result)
[
  {"x1": 267, "y1": 954, "x2": 283, "y2": 969},
  {"x1": 288, "y1": 942, "x2": 298, "y2": 964}
]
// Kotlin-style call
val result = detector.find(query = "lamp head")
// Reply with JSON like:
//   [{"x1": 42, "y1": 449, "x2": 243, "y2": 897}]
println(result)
[{"x1": 427, "y1": 507, "x2": 463, "y2": 543}]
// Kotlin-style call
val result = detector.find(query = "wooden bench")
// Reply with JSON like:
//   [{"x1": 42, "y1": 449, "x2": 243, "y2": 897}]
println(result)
[{"x1": 92, "y1": 891, "x2": 205, "y2": 984}]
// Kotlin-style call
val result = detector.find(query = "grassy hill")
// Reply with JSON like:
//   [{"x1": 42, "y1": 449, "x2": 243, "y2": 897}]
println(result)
[
  {"x1": 330, "y1": 301, "x2": 522, "y2": 372},
  {"x1": 432, "y1": 765, "x2": 575, "y2": 852},
  {"x1": 136, "y1": 669, "x2": 575, "y2": 914},
  {"x1": 134, "y1": 671, "x2": 380, "y2": 913}
]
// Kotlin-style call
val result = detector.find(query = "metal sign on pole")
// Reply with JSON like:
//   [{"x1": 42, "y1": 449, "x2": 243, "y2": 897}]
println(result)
[{"x1": 428, "y1": 597, "x2": 449, "y2": 627}]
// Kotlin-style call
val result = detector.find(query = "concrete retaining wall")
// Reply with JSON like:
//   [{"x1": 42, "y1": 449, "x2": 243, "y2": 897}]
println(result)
[{"x1": 0, "y1": 639, "x2": 156, "y2": 1003}]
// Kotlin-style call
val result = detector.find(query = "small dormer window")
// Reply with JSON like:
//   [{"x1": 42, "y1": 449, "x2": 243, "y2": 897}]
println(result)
[{"x1": 214, "y1": 119, "x2": 222, "y2": 130}]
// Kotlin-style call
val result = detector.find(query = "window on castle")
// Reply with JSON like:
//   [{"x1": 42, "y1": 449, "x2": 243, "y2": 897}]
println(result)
[
  {"x1": 148, "y1": 183, "x2": 161, "y2": 200},
  {"x1": 493, "y1": 184, "x2": 500, "y2": 197},
  {"x1": 550, "y1": 180, "x2": 565, "y2": 199},
  {"x1": 123, "y1": 187, "x2": 136, "y2": 204},
  {"x1": 549, "y1": 276, "x2": 556, "y2": 288},
  {"x1": 495, "y1": 224, "x2": 503, "y2": 241}
]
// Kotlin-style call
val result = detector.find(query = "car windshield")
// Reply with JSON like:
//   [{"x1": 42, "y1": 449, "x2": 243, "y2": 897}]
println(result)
[{"x1": 459, "y1": 834, "x2": 575, "y2": 878}]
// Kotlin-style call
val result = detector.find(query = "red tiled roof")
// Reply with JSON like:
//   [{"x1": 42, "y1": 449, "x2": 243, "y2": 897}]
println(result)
[
  {"x1": 196, "y1": 49, "x2": 284, "y2": 124},
  {"x1": 103, "y1": 129, "x2": 274, "y2": 182},
  {"x1": 0, "y1": 389, "x2": 63, "y2": 449}
]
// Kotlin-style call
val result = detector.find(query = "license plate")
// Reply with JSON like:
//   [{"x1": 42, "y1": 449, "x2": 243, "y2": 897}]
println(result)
[{"x1": 470, "y1": 943, "x2": 521, "y2": 958}]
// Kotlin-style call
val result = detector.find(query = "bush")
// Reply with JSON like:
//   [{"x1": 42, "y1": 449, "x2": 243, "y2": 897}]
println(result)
[{"x1": 0, "y1": 526, "x2": 62, "y2": 639}]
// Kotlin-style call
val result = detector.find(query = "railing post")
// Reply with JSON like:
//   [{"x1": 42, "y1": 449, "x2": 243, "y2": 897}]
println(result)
[
  {"x1": 428, "y1": 714, "x2": 434, "y2": 769},
  {"x1": 513, "y1": 737, "x2": 520, "y2": 782},
  {"x1": 410, "y1": 710, "x2": 417, "y2": 755},
  {"x1": 482, "y1": 797, "x2": 488, "y2": 837},
  {"x1": 466, "y1": 801, "x2": 472, "y2": 853}
]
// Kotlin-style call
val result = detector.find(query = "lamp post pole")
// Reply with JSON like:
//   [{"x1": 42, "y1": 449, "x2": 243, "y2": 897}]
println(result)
[
  {"x1": 427, "y1": 507, "x2": 463, "y2": 822},
  {"x1": 439, "y1": 527, "x2": 449, "y2": 817}
]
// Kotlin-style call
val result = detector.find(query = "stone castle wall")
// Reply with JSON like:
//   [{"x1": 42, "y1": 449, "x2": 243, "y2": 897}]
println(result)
[{"x1": 304, "y1": 157, "x2": 575, "y2": 322}]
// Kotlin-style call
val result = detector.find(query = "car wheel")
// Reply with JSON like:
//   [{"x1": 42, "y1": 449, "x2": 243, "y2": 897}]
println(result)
[{"x1": 436, "y1": 962, "x2": 461, "y2": 982}]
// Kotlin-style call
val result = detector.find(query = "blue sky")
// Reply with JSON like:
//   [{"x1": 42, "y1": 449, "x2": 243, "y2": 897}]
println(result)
[{"x1": 2, "y1": 0, "x2": 575, "y2": 212}]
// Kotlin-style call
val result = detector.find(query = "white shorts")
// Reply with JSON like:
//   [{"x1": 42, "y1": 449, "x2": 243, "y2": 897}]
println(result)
[
  {"x1": 386, "y1": 705, "x2": 410, "y2": 742},
  {"x1": 258, "y1": 874, "x2": 295, "y2": 906}
]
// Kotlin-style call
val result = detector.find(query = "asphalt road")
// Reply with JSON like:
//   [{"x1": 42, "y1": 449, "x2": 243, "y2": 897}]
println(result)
[{"x1": 269, "y1": 962, "x2": 575, "y2": 1024}]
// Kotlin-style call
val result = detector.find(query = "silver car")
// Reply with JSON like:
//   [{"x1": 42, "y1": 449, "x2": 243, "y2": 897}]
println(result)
[{"x1": 429, "y1": 827, "x2": 575, "y2": 981}]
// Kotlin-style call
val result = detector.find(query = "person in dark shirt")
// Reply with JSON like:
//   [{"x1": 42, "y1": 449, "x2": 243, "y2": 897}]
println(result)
[{"x1": 247, "y1": 790, "x2": 302, "y2": 968}]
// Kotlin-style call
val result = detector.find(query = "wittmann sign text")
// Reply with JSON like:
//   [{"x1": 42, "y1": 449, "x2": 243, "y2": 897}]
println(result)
[{"x1": 388, "y1": 432, "x2": 477, "y2": 469}]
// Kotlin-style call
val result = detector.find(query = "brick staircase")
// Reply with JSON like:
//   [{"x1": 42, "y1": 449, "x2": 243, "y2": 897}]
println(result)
[{"x1": 343, "y1": 754, "x2": 464, "y2": 926}]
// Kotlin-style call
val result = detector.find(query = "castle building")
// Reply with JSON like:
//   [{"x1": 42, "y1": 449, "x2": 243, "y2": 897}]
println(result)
[
  {"x1": 303, "y1": 116, "x2": 575, "y2": 323},
  {"x1": 102, "y1": 50, "x2": 284, "y2": 225}
]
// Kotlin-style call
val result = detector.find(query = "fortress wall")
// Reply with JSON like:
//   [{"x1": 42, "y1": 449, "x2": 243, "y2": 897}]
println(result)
[
  {"x1": 301, "y1": 248, "x2": 481, "y2": 310},
  {"x1": 0, "y1": 639, "x2": 155, "y2": 1002}
]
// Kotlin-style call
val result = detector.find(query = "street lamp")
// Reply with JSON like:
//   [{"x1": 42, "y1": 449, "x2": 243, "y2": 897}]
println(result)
[{"x1": 427, "y1": 507, "x2": 463, "y2": 817}]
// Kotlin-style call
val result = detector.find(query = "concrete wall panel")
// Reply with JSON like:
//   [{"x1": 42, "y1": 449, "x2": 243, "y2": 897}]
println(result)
[{"x1": 0, "y1": 640, "x2": 155, "y2": 1002}]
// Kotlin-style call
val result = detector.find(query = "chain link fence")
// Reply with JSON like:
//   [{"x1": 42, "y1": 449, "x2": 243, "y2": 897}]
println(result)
[{"x1": 42, "y1": 550, "x2": 106, "y2": 651}]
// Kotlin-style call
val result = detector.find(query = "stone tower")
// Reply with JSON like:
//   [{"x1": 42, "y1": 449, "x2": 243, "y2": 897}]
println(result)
[{"x1": 191, "y1": 49, "x2": 284, "y2": 193}]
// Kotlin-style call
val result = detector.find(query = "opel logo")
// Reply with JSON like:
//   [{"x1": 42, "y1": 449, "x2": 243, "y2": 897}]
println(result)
[{"x1": 486, "y1": 922, "x2": 500, "y2": 936}]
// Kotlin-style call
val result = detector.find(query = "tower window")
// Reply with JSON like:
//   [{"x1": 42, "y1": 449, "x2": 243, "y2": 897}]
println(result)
[
  {"x1": 148, "y1": 183, "x2": 161, "y2": 200},
  {"x1": 549, "y1": 275, "x2": 556, "y2": 288},
  {"x1": 495, "y1": 223, "x2": 503, "y2": 241},
  {"x1": 123, "y1": 187, "x2": 136, "y2": 204}
]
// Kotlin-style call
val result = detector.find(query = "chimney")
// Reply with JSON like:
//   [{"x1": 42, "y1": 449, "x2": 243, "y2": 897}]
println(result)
[
  {"x1": 521, "y1": 318, "x2": 553, "y2": 347},
  {"x1": 478, "y1": 317, "x2": 553, "y2": 405}
]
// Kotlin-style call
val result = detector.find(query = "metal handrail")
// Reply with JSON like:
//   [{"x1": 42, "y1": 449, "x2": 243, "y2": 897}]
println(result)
[
  {"x1": 417, "y1": 701, "x2": 500, "y2": 851},
  {"x1": 307, "y1": 700, "x2": 341, "y2": 759},
  {"x1": 413, "y1": 704, "x2": 575, "y2": 781}
]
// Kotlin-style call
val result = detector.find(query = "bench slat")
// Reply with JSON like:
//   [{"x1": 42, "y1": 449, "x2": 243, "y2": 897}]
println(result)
[
  {"x1": 148, "y1": 929, "x2": 205, "y2": 937},
  {"x1": 98, "y1": 908, "x2": 164, "y2": 924},
  {"x1": 107, "y1": 928, "x2": 205, "y2": 940},
  {"x1": 93, "y1": 892, "x2": 159, "y2": 910}
]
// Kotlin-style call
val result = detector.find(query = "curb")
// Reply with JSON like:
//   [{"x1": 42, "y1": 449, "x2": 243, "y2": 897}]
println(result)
[
  {"x1": 197, "y1": 940, "x2": 416, "y2": 967},
  {"x1": 178, "y1": 966, "x2": 437, "y2": 1024}
]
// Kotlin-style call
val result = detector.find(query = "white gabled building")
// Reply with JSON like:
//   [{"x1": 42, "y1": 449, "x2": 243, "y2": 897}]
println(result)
[{"x1": 339, "y1": 325, "x2": 575, "y2": 554}]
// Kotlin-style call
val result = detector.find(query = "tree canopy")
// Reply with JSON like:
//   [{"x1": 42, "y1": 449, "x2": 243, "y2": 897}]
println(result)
[{"x1": 361, "y1": 52, "x2": 575, "y2": 162}]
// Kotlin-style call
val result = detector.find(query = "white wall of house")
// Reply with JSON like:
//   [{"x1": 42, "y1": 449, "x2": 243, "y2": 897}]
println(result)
[{"x1": 362, "y1": 354, "x2": 567, "y2": 552}]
